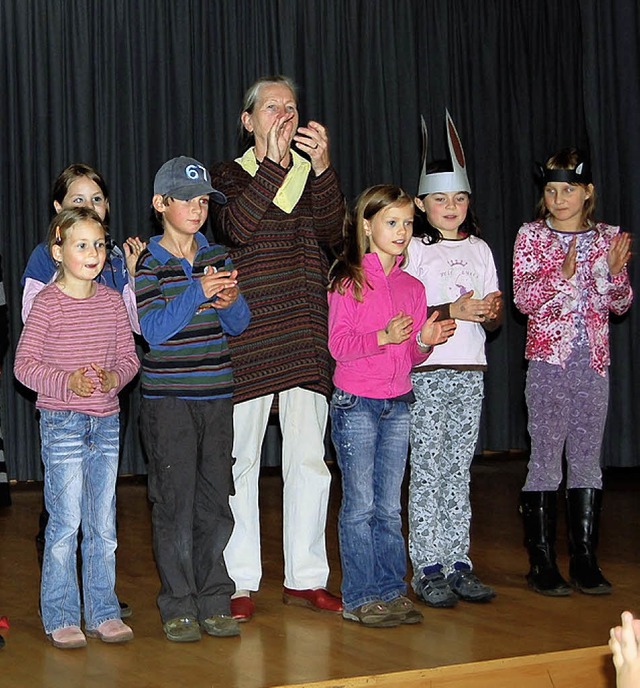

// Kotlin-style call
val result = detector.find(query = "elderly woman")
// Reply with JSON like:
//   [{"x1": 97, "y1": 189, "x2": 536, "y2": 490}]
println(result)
[{"x1": 210, "y1": 75, "x2": 344, "y2": 621}]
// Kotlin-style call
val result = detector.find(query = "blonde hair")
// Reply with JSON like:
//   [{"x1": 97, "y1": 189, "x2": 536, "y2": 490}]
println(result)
[
  {"x1": 328, "y1": 185, "x2": 414, "y2": 301},
  {"x1": 48, "y1": 207, "x2": 107, "y2": 278},
  {"x1": 537, "y1": 147, "x2": 597, "y2": 227}
]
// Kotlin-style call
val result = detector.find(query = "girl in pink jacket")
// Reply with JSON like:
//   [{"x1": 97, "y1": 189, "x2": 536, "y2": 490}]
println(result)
[
  {"x1": 327, "y1": 185, "x2": 455, "y2": 628},
  {"x1": 514, "y1": 148, "x2": 632, "y2": 597}
]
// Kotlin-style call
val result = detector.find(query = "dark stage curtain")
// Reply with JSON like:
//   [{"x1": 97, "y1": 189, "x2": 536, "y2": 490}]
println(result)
[
  {"x1": 0, "y1": 256, "x2": 10, "y2": 504},
  {"x1": 0, "y1": 0, "x2": 637, "y2": 479},
  {"x1": 579, "y1": 0, "x2": 640, "y2": 467}
]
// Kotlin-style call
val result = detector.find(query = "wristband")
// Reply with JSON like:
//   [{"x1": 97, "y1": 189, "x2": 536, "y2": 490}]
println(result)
[{"x1": 416, "y1": 331, "x2": 433, "y2": 352}]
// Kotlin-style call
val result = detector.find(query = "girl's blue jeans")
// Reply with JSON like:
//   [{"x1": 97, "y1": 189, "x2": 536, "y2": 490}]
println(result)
[
  {"x1": 330, "y1": 389, "x2": 410, "y2": 611},
  {"x1": 39, "y1": 410, "x2": 120, "y2": 634}
]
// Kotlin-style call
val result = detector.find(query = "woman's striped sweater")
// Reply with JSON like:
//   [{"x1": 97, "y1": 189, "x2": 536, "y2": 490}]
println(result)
[{"x1": 209, "y1": 157, "x2": 344, "y2": 403}]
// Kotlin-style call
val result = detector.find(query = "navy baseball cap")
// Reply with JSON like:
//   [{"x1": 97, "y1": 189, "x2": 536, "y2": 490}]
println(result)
[{"x1": 153, "y1": 156, "x2": 226, "y2": 203}]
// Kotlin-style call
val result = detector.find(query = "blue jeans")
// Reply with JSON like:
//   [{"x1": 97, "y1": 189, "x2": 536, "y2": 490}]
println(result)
[
  {"x1": 39, "y1": 410, "x2": 120, "y2": 634},
  {"x1": 330, "y1": 389, "x2": 410, "y2": 611}
]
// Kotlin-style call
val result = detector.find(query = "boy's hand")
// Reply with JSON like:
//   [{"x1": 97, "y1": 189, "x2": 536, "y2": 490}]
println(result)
[
  {"x1": 213, "y1": 284, "x2": 240, "y2": 309},
  {"x1": 68, "y1": 367, "x2": 96, "y2": 397},
  {"x1": 91, "y1": 363, "x2": 119, "y2": 393},
  {"x1": 200, "y1": 266, "x2": 238, "y2": 300}
]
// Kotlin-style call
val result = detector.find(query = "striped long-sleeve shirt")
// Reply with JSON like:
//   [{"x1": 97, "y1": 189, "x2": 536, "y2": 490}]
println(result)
[
  {"x1": 14, "y1": 283, "x2": 139, "y2": 416},
  {"x1": 135, "y1": 232, "x2": 250, "y2": 399},
  {"x1": 209, "y1": 157, "x2": 344, "y2": 403}
]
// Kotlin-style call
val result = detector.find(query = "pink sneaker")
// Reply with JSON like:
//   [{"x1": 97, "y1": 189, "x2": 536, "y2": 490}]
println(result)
[
  {"x1": 49, "y1": 625, "x2": 87, "y2": 649},
  {"x1": 86, "y1": 619, "x2": 134, "y2": 643}
]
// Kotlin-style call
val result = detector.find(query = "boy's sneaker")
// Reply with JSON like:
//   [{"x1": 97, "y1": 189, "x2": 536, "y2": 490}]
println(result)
[
  {"x1": 385, "y1": 596, "x2": 424, "y2": 624},
  {"x1": 200, "y1": 615, "x2": 240, "y2": 637},
  {"x1": 162, "y1": 616, "x2": 202, "y2": 643},
  {"x1": 447, "y1": 563, "x2": 496, "y2": 602},
  {"x1": 414, "y1": 566, "x2": 458, "y2": 608},
  {"x1": 119, "y1": 600, "x2": 133, "y2": 619},
  {"x1": 342, "y1": 600, "x2": 403, "y2": 628}
]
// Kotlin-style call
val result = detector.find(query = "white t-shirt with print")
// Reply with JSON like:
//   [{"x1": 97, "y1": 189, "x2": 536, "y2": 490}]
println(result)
[{"x1": 405, "y1": 235, "x2": 499, "y2": 367}]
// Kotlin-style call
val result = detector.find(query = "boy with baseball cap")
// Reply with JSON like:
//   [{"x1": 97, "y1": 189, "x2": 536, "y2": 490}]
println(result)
[{"x1": 136, "y1": 156, "x2": 250, "y2": 642}]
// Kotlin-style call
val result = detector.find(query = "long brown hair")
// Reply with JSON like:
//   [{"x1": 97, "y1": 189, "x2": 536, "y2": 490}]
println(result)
[{"x1": 51, "y1": 163, "x2": 110, "y2": 225}]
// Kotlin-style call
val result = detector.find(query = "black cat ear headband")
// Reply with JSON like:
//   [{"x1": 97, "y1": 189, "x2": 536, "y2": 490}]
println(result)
[{"x1": 535, "y1": 161, "x2": 592, "y2": 185}]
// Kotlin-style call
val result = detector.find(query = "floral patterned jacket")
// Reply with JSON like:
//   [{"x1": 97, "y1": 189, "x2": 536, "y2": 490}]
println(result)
[{"x1": 513, "y1": 220, "x2": 632, "y2": 376}]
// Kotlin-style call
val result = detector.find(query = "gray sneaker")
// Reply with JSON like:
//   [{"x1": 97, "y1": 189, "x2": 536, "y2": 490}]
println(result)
[
  {"x1": 342, "y1": 600, "x2": 403, "y2": 628},
  {"x1": 200, "y1": 615, "x2": 241, "y2": 637},
  {"x1": 385, "y1": 596, "x2": 424, "y2": 624},
  {"x1": 447, "y1": 566, "x2": 496, "y2": 602},
  {"x1": 163, "y1": 616, "x2": 202, "y2": 642},
  {"x1": 415, "y1": 570, "x2": 458, "y2": 608}
]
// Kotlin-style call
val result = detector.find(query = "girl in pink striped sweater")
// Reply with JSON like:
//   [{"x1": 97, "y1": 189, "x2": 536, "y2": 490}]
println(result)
[{"x1": 14, "y1": 207, "x2": 139, "y2": 649}]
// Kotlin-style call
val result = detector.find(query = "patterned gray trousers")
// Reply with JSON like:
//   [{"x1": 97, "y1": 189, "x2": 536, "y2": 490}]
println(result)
[{"x1": 408, "y1": 370, "x2": 484, "y2": 583}]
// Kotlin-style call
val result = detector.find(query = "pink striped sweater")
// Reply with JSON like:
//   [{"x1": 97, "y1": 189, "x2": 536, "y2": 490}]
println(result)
[{"x1": 14, "y1": 283, "x2": 139, "y2": 416}]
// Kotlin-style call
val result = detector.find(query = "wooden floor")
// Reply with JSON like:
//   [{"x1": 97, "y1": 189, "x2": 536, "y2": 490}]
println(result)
[{"x1": 0, "y1": 454, "x2": 637, "y2": 688}]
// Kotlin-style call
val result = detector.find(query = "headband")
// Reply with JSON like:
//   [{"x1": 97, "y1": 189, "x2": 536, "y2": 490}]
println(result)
[{"x1": 537, "y1": 161, "x2": 592, "y2": 185}]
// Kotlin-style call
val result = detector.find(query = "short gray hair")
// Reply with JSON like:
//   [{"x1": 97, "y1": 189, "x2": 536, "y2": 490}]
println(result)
[{"x1": 241, "y1": 75, "x2": 298, "y2": 116}]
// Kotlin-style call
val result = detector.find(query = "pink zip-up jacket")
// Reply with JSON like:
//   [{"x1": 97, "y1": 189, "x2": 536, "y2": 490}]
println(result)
[
  {"x1": 328, "y1": 253, "x2": 430, "y2": 399},
  {"x1": 513, "y1": 220, "x2": 632, "y2": 376}
]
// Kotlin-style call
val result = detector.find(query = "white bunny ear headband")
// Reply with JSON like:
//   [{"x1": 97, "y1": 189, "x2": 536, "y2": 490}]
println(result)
[{"x1": 417, "y1": 109, "x2": 471, "y2": 197}]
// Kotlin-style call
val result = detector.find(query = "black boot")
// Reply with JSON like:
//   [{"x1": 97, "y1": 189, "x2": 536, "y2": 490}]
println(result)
[
  {"x1": 520, "y1": 491, "x2": 571, "y2": 596},
  {"x1": 566, "y1": 488, "x2": 612, "y2": 595}
]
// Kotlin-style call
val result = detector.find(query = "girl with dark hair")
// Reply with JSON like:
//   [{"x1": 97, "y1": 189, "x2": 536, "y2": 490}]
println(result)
[
  {"x1": 413, "y1": 162, "x2": 481, "y2": 244},
  {"x1": 21, "y1": 163, "x2": 145, "y2": 329},
  {"x1": 514, "y1": 147, "x2": 632, "y2": 596},
  {"x1": 328, "y1": 184, "x2": 455, "y2": 627},
  {"x1": 406, "y1": 144, "x2": 502, "y2": 609}
]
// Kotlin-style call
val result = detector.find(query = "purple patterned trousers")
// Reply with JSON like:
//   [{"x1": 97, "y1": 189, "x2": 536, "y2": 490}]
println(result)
[{"x1": 523, "y1": 346, "x2": 608, "y2": 491}]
